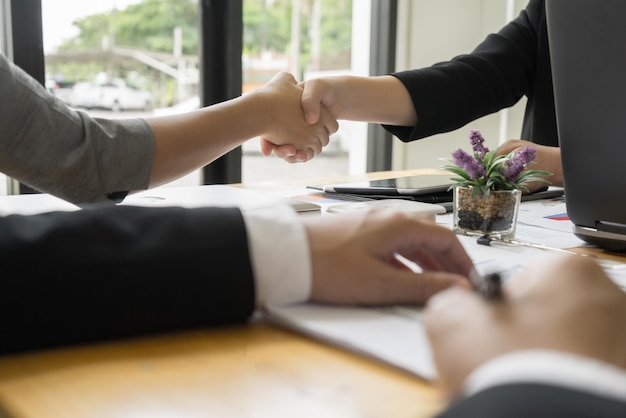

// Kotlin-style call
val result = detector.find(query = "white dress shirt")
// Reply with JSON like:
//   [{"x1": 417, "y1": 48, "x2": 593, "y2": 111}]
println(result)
[
  {"x1": 463, "y1": 350, "x2": 626, "y2": 402},
  {"x1": 242, "y1": 204, "x2": 311, "y2": 307}
]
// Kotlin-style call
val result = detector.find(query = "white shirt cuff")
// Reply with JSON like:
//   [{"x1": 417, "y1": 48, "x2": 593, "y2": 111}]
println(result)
[
  {"x1": 462, "y1": 350, "x2": 626, "y2": 402},
  {"x1": 242, "y1": 204, "x2": 312, "y2": 308}
]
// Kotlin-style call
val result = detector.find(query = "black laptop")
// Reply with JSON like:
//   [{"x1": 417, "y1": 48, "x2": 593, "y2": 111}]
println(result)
[{"x1": 547, "y1": 0, "x2": 626, "y2": 251}]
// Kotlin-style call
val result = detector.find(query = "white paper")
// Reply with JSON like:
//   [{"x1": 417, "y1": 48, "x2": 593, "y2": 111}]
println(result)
[{"x1": 267, "y1": 211, "x2": 626, "y2": 381}]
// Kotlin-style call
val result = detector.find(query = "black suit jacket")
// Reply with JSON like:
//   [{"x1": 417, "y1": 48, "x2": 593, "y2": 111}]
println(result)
[
  {"x1": 0, "y1": 204, "x2": 256, "y2": 354},
  {"x1": 386, "y1": 0, "x2": 558, "y2": 148},
  {"x1": 438, "y1": 383, "x2": 626, "y2": 418}
]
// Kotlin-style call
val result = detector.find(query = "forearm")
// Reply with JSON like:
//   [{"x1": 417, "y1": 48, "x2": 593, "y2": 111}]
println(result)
[
  {"x1": 145, "y1": 92, "x2": 268, "y2": 187},
  {"x1": 332, "y1": 75, "x2": 416, "y2": 125},
  {"x1": 0, "y1": 205, "x2": 256, "y2": 354},
  {"x1": 146, "y1": 71, "x2": 328, "y2": 187}
]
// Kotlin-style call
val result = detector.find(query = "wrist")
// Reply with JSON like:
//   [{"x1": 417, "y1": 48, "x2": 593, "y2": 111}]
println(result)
[{"x1": 235, "y1": 89, "x2": 273, "y2": 138}]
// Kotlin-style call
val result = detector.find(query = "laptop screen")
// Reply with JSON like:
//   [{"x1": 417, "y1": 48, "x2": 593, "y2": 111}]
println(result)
[{"x1": 547, "y1": 0, "x2": 626, "y2": 251}]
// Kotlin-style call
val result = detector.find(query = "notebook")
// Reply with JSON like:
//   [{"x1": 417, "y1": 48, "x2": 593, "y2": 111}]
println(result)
[{"x1": 547, "y1": 0, "x2": 626, "y2": 251}]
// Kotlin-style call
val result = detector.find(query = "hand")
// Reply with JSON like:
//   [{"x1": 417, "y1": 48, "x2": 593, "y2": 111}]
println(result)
[
  {"x1": 423, "y1": 255, "x2": 626, "y2": 397},
  {"x1": 262, "y1": 74, "x2": 415, "y2": 162},
  {"x1": 496, "y1": 139, "x2": 563, "y2": 192},
  {"x1": 257, "y1": 72, "x2": 338, "y2": 163},
  {"x1": 260, "y1": 76, "x2": 344, "y2": 163},
  {"x1": 303, "y1": 209, "x2": 474, "y2": 305}
]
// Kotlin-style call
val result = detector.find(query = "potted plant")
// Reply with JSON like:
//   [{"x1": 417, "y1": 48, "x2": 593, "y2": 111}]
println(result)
[{"x1": 440, "y1": 129, "x2": 552, "y2": 239}]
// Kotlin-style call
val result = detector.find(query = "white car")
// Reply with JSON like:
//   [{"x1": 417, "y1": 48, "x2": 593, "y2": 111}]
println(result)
[
  {"x1": 152, "y1": 95, "x2": 200, "y2": 116},
  {"x1": 69, "y1": 78, "x2": 152, "y2": 112}
]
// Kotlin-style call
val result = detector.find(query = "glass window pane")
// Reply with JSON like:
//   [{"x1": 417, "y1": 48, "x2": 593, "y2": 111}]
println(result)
[
  {"x1": 39, "y1": 0, "x2": 367, "y2": 189},
  {"x1": 42, "y1": 0, "x2": 202, "y2": 187},
  {"x1": 241, "y1": 0, "x2": 367, "y2": 182}
]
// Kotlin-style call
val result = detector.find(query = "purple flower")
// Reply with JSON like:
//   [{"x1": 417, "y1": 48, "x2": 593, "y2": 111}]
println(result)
[
  {"x1": 440, "y1": 129, "x2": 550, "y2": 193},
  {"x1": 469, "y1": 129, "x2": 489, "y2": 158},
  {"x1": 452, "y1": 148, "x2": 486, "y2": 179},
  {"x1": 501, "y1": 146, "x2": 536, "y2": 181}
]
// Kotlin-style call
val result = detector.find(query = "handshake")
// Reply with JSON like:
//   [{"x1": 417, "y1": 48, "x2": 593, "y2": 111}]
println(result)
[{"x1": 252, "y1": 71, "x2": 561, "y2": 195}]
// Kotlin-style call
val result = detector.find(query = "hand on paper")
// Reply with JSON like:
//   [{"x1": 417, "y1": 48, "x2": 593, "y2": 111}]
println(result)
[
  {"x1": 302, "y1": 208, "x2": 474, "y2": 305},
  {"x1": 422, "y1": 254, "x2": 626, "y2": 397}
]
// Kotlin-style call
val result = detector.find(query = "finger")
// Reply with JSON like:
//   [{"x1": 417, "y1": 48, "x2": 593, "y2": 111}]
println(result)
[
  {"x1": 395, "y1": 220, "x2": 475, "y2": 277},
  {"x1": 278, "y1": 150, "x2": 308, "y2": 163},
  {"x1": 423, "y1": 286, "x2": 487, "y2": 335},
  {"x1": 272, "y1": 144, "x2": 297, "y2": 159},
  {"x1": 401, "y1": 248, "x2": 449, "y2": 273},
  {"x1": 317, "y1": 124, "x2": 332, "y2": 148},
  {"x1": 363, "y1": 268, "x2": 470, "y2": 305},
  {"x1": 308, "y1": 136, "x2": 323, "y2": 155},
  {"x1": 268, "y1": 71, "x2": 297, "y2": 86},
  {"x1": 301, "y1": 81, "x2": 322, "y2": 125},
  {"x1": 319, "y1": 106, "x2": 339, "y2": 139},
  {"x1": 312, "y1": 260, "x2": 469, "y2": 306},
  {"x1": 259, "y1": 138, "x2": 276, "y2": 156},
  {"x1": 320, "y1": 132, "x2": 330, "y2": 148},
  {"x1": 280, "y1": 156, "x2": 301, "y2": 164},
  {"x1": 301, "y1": 148, "x2": 315, "y2": 162},
  {"x1": 413, "y1": 271, "x2": 472, "y2": 302},
  {"x1": 289, "y1": 150, "x2": 306, "y2": 163},
  {"x1": 424, "y1": 286, "x2": 475, "y2": 319}
]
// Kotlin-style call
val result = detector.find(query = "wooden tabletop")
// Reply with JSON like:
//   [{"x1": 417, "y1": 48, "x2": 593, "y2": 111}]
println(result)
[
  {"x1": 1, "y1": 169, "x2": 621, "y2": 418},
  {"x1": 0, "y1": 317, "x2": 445, "y2": 418},
  {"x1": 0, "y1": 170, "x2": 450, "y2": 418}
]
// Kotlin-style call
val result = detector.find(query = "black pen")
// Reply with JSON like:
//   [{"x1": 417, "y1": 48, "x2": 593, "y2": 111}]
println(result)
[
  {"x1": 469, "y1": 269, "x2": 502, "y2": 300},
  {"x1": 395, "y1": 253, "x2": 503, "y2": 299},
  {"x1": 479, "y1": 271, "x2": 502, "y2": 300}
]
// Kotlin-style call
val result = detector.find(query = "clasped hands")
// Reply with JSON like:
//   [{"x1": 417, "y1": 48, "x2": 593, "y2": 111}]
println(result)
[{"x1": 255, "y1": 72, "x2": 338, "y2": 163}]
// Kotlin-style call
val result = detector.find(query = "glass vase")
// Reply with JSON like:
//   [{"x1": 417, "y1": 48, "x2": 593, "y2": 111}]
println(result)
[{"x1": 453, "y1": 186, "x2": 522, "y2": 240}]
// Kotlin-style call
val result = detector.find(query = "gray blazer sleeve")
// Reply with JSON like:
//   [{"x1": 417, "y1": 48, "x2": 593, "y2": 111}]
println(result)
[
  {"x1": 0, "y1": 53, "x2": 154, "y2": 205},
  {"x1": 0, "y1": 204, "x2": 256, "y2": 354}
]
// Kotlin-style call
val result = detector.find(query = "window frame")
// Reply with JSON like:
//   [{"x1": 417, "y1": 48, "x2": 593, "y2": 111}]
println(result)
[{"x1": 5, "y1": 0, "x2": 43, "y2": 194}]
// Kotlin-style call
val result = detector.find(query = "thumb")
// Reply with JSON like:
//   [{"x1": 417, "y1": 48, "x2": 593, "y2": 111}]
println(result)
[{"x1": 301, "y1": 83, "x2": 322, "y2": 125}]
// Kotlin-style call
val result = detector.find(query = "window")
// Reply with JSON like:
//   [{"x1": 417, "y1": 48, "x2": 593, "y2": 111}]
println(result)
[
  {"x1": 239, "y1": 0, "x2": 370, "y2": 182},
  {"x1": 5, "y1": 0, "x2": 387, "y2": 194}
]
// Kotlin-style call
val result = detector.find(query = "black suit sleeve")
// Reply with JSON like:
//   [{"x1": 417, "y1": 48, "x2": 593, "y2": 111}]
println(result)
[
  {"x1": 384, "y1": 0, "x2": 559, "y2": 147},
  {"x1": 437, "y1": 383, "x2": 626, "y2": 418},
  {"x1": 0, "y1": 204, "x2": 256, "y2": 354}
]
